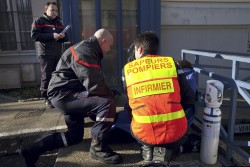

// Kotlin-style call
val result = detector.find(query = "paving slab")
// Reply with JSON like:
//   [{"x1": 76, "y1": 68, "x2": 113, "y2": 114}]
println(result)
[{"x1": 0, "y1": 100, "x2": 66, "y2": 139}]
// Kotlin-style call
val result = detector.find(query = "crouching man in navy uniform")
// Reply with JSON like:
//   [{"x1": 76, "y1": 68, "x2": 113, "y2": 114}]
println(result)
[{"x1": 18, "y1": 29, "x2": 122, "y2": 167}]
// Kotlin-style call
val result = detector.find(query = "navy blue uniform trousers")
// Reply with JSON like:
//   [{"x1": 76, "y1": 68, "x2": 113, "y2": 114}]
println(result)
[
  {"x1": 39, "y1": 55, "x2": 60, "y2": 98},
  {"x1": 51, "y1": 92, "x2": 116, "y2": 146}
]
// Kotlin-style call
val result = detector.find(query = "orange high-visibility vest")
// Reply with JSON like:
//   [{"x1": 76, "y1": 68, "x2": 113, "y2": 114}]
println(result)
[{"x1": 124, "y1": 55, "x2": 187, "y2": 145}]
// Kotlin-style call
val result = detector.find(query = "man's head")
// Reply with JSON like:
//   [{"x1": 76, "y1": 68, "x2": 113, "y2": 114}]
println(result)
[
  {"x1": 176, "y1": 60, "x2": 193, "y2": 69},
  {"x1": 94, "y1": 29, "x2": 114, "y2": 54},
  {"x1": 134, "y1": 31, "x2": 159, "y2": 59},
  {"x1": 45, "y1": 2, "x2": 58, "y2": 19}
]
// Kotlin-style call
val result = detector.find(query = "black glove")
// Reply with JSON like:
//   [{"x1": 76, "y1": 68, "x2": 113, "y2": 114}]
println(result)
[{"x1": 111, "y1": 89, "x2": 121, "y2": 96}]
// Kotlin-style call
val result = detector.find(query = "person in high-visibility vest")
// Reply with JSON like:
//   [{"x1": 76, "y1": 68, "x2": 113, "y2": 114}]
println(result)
[{"x1": 123, "y1": 32, "x2": 195, "y2": 162}]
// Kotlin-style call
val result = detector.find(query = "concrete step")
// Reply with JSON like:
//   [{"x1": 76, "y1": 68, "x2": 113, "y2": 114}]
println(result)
[{"x1": 0, "y1": 100, "x2": 66, "y2": 139}]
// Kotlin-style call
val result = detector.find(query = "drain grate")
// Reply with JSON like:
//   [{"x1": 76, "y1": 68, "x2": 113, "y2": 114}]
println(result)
[{"x1": 15, "y1": 108, "x2": 45, "y2": 119}]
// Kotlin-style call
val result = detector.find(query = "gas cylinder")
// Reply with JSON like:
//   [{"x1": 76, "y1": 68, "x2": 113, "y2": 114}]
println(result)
[{"x1": 200, "y1": 107, "x2": 222, "y2": 164}]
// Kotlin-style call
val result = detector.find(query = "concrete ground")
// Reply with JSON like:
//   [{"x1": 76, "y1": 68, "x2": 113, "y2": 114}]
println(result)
[
  {"x1": 54, "y1": 118, "x2": 224, "y2": 167},
  {"x1": 0, "y1": 94, "x2": 249, "y2": 167}
]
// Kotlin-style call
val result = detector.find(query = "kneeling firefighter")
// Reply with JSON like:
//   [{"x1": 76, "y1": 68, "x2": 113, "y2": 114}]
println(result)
[{"x1": 123, "y1": 31, "x2": 195, "y2": 163}]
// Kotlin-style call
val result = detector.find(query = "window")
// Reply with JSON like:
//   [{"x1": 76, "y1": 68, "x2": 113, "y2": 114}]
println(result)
[
  {"x1": 77, "y1": 0, "x2": 138, "y2": 89},
  {"x1": 0, "y1": 0, "x2": 34, "y2": 52},
  {"x1": 122, "y1": 0, "x2": 137, "y2": 65},
  {"x1": 79, "y1": 0, "x2": 96, "y2": 40},
  {"x1": 100, "y1": 0, "x2": 118, "y2": 87}
]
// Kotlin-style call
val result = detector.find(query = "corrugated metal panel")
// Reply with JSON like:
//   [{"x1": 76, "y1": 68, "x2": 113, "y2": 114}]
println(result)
[
  {"x1": 161, "y1": 2, "x2": 250, "y2": 25},
  {"x1": 160, "y1": 1, "x2": 250, "y2": 57}
]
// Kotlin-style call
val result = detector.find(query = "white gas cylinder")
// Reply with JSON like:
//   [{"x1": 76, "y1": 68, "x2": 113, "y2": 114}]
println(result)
[{"x1": 200, "y1": 107, "x2": 222, "y2": 164}]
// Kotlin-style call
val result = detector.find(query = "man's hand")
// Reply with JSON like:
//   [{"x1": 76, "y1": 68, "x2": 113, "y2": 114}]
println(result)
[{"x1": 53, "y1": 33, "x2": 65, "y2": 40}]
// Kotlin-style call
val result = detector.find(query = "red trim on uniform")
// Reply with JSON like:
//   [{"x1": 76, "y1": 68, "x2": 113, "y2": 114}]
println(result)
[
  {"x1": 32, "y1": 24, "x2": 64, "y2": 29},
  {"x1": 70, "y1": 46, "x2": 100, "y2": 68}
]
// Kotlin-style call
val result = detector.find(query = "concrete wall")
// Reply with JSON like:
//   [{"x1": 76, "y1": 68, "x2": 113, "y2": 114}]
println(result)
[{"x1": 0, "y1": 53, "x2": 40, "y2": 89}]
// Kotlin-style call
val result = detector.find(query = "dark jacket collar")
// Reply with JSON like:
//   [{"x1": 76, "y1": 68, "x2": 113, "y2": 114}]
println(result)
[
  {"x1": 43, "y1": 13, "x2": 60, "y2": 22},
  {"x1": 88, "y1": 36, "x2": 103, "y2": 60},
  {"x1": 141, "y1": 53, "x2": 155, "y2": 58}
]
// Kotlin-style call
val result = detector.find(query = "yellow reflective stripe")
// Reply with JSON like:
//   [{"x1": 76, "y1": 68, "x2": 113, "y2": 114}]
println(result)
[
  {"x1": 124, "y1": 56, "x2": 177, "y2": 86},
  {"x1": 132, "y1": 109, "x2": 185, "y2": 123},
  {"x1": 132, "y1": 79, "x2": 174, "y2": 98}
]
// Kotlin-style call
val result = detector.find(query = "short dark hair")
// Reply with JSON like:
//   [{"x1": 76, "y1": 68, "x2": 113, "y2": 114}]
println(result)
[
  {"x1": 176, "y1": 60, "x2": 193, "y2": 69},
  {"x1": 45, "y1": 1, "x2": 57, "y2": 10},
  {"x1": 134, "y1": 31, "x2": 159, "y2": 55}
]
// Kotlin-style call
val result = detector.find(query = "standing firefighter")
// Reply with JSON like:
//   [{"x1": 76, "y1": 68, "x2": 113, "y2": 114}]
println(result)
[{"x1": 31, "y1": 1, "x2": 68, "y2": 108}]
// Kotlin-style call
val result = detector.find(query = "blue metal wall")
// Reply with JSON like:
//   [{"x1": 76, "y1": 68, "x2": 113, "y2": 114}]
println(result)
[
  {"x1": 61, "y1": 0, "x2": 81, "y2": 44},
  {"x1": 138, "y1": 0, "x2": 160, "y2": 37}
]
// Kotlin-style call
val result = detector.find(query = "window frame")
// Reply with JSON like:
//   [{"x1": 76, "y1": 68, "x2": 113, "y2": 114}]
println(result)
[{"x1": 0, "y1": 0, "x2": 35, "y2": 54}]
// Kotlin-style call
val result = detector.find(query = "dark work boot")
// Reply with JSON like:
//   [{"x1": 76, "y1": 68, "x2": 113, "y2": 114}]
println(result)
[
  {"x1": 20, "y1": 133, "x2": 65, "y2": 167},
  {"x1": 20, "y1": 145, "x2": 39, "y2": 167},
  {"x1": 141, "y1": 145, "x2": 153, "y2": 162},
  {"x1": 153, "y1": 146, "x2": 181, "y2": 162},
  {"x1": 90, "y1": 139, "x2": 122, "y2": 164},
  {"x1": 153, "y1": 147, "x2": 167, "y2": 161}
]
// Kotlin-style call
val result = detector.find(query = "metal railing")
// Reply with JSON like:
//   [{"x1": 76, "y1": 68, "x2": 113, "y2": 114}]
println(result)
[{"x1": 181, "y1": 49, "x2": 250, "y2": 164}]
